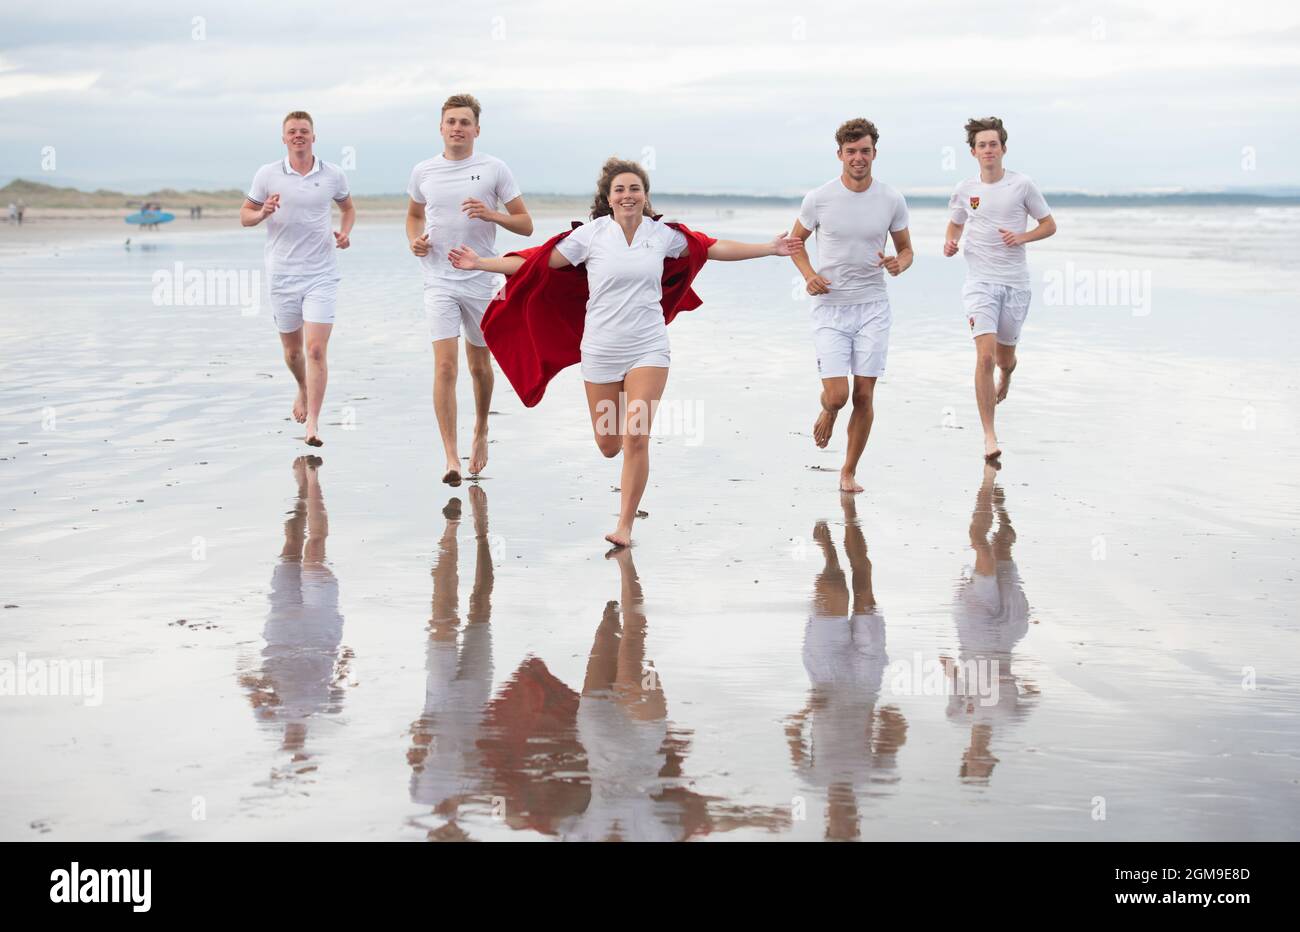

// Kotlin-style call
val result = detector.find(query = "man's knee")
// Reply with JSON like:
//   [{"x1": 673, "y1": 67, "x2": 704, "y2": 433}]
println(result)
[
  {"x1": 305, "y1": 341, "x2": 327, "y2": 364},
  {"x1": 975, "y1": 350, "x2": 996, "y2": 374},
  {"x1": 434, "y1": 358, "x2": 458, "y2": 382},
  {"x1": 852, "y1": 384, "x2": 875, "y2": 408},
  {"x1": 823, "y1": 387, "x2": 850, "y2": 411},
  {"x1": 283, "y1": 344, "x2": 304, "y2": 365}
]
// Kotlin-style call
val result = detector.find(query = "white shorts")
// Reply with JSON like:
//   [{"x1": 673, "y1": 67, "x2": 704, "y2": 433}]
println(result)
[
  {"x1": 811, "y1": 299, "x2": 891, "y2": 379},
  {"x1": 580, "y1": 344, "x2": 671, "y2": 384},
  {"x1": 270, "y1": 273, "x2": 340, "y2": 333},
  {"x1": 963, "y1": 281, "x2": 1031, "y2": 345},
  {"x1": 425, "y1": 287, "x2": 492, "y2": 346}
]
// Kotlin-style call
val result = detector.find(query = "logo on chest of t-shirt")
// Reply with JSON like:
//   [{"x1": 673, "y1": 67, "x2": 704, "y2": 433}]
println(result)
[
  {"x1": 469, "y1": 174, "x2": 481, "y2": 181},
  {"x1": 969, "y1": 196, "x2": 980, "y2": 210}
]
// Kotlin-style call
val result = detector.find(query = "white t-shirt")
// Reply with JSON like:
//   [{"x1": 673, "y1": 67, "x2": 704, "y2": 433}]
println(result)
[
  {"x1": 247, "y1": 157, "x2": 350, "y2": 279},
  {"x1": 553, "y1": 215, "x2": 689, "y2": 357},
  {"x1": 947, "y1": 170, "x2": 1051, "y2": 287},
  {"x1": 798, "y1": 177, "x2": 909, "y2": 307},
  {"x1": 407, "y1": 152, "x2": 522, "y2": 296}
]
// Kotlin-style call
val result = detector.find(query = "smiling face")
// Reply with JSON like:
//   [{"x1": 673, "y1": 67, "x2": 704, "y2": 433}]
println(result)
[
  {"x1": 440, "y1": 107, "x2": 480, "y2": 152},
  {"x1": 971, "y1": 129, "x2": 1006, "y2": 170},
  {"x1": 837, "y1": 135, "x2": 876, "y2": 181},
  {"x1": 282, "y1": 119, "x2": 315, "y2": 155},
  {"x1": 608, "y1": 172, "x2": 648, "y2": 220}
]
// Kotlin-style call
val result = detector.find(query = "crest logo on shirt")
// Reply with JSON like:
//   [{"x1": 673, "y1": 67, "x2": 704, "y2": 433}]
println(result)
[
  {"x1": 969, "y1": 196, "x2": 980, "y2": 210},
  {"x1": 968, "y1": 316, "x2": 976, "y2": 331}
]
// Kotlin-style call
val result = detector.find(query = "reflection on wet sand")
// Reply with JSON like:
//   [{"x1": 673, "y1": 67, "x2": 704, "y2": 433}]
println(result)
[
  {"x1": 240, "y1": 456, "x2": 351, "y2": 779},
  {"x1": 944, "y1": 463, "x2": 1039, "y2": 782},
  {"x1": 463, "y1": 550, "x2": 788, "y2": 841},
  {"x1": 407, "y1": 488, "x2": 494, "y2": 840},
  {"x1": 786, "y1": 495, "x2": 908, "y2": 841}
]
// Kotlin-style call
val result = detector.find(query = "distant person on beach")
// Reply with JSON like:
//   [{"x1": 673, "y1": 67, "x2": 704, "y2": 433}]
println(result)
[
  {"x1": 15, "y1": 200, "x2": 24, "y2": 225},
  {"x1": 406, "y1": 93, "x2": 533, "y2": 486},
  {"x1": 944, "y1": 117, "x2": 1056, "y2": 462},
  {"x1": 788, "y1": 118, "x2": 912, "y2": 494},
  {"x1": 240, "y1": 110, "x2": 356, "y2": 447},
  {"x1": 6, "y1": 203, "x2": 14, "y2": 225},
  {"x1": 449, "y1": 157, "x2": 802, "y2": 548}
]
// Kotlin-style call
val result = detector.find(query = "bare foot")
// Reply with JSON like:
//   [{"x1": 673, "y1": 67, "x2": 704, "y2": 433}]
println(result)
[
  {"x1": 813, "y1": 408, "x2": 837, "y2": 448},
  {"x1": 468, "y1": 430, "x2": 488, "y2": 476},
  {"x1": 983, "y1": 436, "x2": 1002, "y2": 462},
  {"x1": 995, "y1": 367, "x2": 1014, "y2": 404},
  {"x1": 604, "y1": 526, "x2": 632, "y2": 548},
  {"x1": 442, "y1": 466, "x2": 462, "y2": 487},
  {"x1": 839, "y1": 471, "x2": 864, "y2": 494},
  {"x1": 292, "y1": 390, "x2": 307, "y2": 424},
  {"x1": 304, "y1": 420, "x2": 323, "y2": 447}
]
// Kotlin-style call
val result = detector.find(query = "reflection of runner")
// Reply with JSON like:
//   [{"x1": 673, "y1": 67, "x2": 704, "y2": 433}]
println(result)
[
  {"x1": 945, "y1": 462, "x2": 1039, "y2": 781},
  {"x1": 789, "y1": 118, "x2": 912, "y2": 493},
  {"x1": 241, "y1": 456, "x2": 349, "y2": 769},
  {"x1": 451, "y1": 157, "x2": 801, "y2": 548},
  {"x1": 408, "y1": 488, "x2": 495, "y2": 824},
  {"x1": 786, "y1": 495, "x2": 907, "y2": 840},
  {"x1": 943, "y1": 116, "x2": 1057, "y2": 462},
  {"x1": 560, "y1": 550, "x2": 680, "y2": 841}
]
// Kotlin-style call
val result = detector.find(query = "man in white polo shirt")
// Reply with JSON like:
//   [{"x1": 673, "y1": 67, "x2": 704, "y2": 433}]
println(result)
[
  {"x1": 406, "y1": 93, "x2": 533, "y2": 486},
  {"x1": 241, "y1": 110, "x2": 355, "y2": 447},
  {"x1": 944, "y1": 116, "x2": 1056, "y2": 462},
  {"x1": 790, "y1": 118, "x2": 912, "y2": 494}
]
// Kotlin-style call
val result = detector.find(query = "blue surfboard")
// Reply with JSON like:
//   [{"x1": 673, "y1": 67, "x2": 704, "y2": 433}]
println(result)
[{"x1": 125, "y1": 211, "x2": 175, "y2": 225}]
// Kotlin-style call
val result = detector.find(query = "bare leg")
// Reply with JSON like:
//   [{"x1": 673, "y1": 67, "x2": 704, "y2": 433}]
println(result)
[
  {"x1": 840, "y1": 376, "x2": 875, "y2": 493},
  {"x1": 813, "y1": 377, "x2": 848, "y2": 448},
  {"x1": 303, "y1": 322, "x2": 332, "y2": 446},
  {"x1": 606, "y1": 366, "x2": 669, "y2": 548},
  {"x1": 432, "y1": 338, "x2": 462, "y2": 484},
  {"x1": 465, "y1": 342, "x2": 494, "y2": 477},
  {"x1": 973, "y1": 333, "x2": 1000, "y2": 461},
  {"x1": 278, "y1": 329, "x2": 308, "y2": 424},
  {"x1": 583, "y1": 379, "x2": 625, "y2": 459},
  {"x1": 995, "y1": 342, "x2": 1017, "y2": 404}
]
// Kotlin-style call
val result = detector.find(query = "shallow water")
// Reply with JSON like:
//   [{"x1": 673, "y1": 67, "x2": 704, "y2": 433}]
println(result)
[{"x1": 1, "y1": 207, "x2": 1298, "y2": 840}]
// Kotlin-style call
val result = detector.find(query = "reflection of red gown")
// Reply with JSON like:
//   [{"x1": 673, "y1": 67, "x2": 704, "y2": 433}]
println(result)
[{"x1": 481, "y1": 222, "x2": 717, "y2": 407}]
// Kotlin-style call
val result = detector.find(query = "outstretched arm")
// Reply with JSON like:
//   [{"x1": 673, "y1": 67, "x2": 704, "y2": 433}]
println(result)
[
  {"x1": 448, "y1": 245, "x2": 527, "y2": 276},
  {"x1": 707, "y1": 232, "x2": 803, "y2": 261}
]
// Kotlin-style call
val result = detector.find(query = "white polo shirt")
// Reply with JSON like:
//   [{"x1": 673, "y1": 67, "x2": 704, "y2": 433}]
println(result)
[
  {"x1": 407, "y1": 152, "x2": 522, "y2": 297},
  {"x1": 947, "y1": 170, "x2": 1051, "y2": 287},
  {"x1": 798, "y1": 177, "x2": 909, "y2": 307},
  {"x1": 553, "y1": 215, "x2": 689, "y2": 357},
  {"x1": 247, "y1": 156, "x2": 350, "y2": 279}
]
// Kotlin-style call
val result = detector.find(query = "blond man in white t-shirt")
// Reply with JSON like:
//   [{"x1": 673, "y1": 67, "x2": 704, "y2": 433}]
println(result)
[
  {"x1": 241, "y1": 111, "x2": 356, "y2": 448},
  {"x1": 406, "y1": 94, "x2": 533, "y2": 486},
  {"x1": 790, "y1": 119, "x2": 913, "y2": 494},
  {"x1": 944, "y1": 117, "x2": 1057, "y2": 462}
]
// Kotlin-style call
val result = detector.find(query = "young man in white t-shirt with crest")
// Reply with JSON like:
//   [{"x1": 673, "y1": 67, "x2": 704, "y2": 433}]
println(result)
[
  {"x1": 790, "y1": 118, "x2": 913, "y2": 494},
  {"x1": 944, "y1": 116, "x2": 1057, "y2": 463},
  {"x1": 406, "y1": 94, "x2": 533, "y2": 486}
]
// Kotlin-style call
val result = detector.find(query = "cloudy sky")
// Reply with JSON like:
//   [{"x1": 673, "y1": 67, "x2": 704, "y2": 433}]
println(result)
[{"x1": 2, "y1": 0, "x2": 1298, "y2": 195}]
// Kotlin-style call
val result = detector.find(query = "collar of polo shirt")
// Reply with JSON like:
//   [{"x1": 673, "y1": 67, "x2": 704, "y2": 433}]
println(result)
[{"x1": 282, "y1": 156, "x2": 322, "y2": 177}]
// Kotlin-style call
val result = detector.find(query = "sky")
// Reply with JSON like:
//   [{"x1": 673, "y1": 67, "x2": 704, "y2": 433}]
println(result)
[{"x1": 2, "y1": 0, "x2": 1298, "y2": 196}]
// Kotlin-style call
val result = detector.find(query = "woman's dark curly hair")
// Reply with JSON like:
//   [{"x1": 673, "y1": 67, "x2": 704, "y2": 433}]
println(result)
[{"x1": 589, "y1": 157, "x2": 654, "y2": 219}]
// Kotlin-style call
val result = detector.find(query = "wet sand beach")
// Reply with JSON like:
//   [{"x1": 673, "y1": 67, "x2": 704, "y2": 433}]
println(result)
[{"x1": 1, "y1": 206, "x2": 1298, "y2": 840}]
